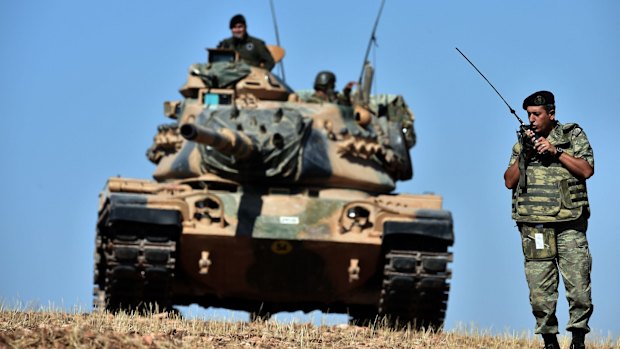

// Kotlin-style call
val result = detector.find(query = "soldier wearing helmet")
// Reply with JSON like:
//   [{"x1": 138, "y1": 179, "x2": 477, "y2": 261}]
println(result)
[
  {"x1": 308, "y1": 70, "x2": 354, "y2": 105},
  {"x1": 217, "y1": 14, "x2": 275, "y2": 71},
  {"x1": 504, "y1": 91, "x2": 594, "y2": 349}
]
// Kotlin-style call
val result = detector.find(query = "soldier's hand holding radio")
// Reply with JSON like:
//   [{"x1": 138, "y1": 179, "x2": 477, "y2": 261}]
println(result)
[
  {"x1": 519, "y1": 126, "x2": 557, "y2": 156},
  {"x1": 532, "y1": 136, "x2": 558, "y2": 156},
  {"x1": 517, "y1": 126, "x2": 535, "y2": 154}
]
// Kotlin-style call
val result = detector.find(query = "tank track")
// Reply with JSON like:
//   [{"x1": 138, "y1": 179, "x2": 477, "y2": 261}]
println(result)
[
  {"x1": 378, "y1": 250, "x2": 452, "y2": 329},
  {"x1": 94, "y1": 221, "x2": 177, "y2": 313}
]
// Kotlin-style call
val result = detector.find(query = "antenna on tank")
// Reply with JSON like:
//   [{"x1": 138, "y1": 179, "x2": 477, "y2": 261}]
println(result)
[
  {"x1": 358, "y1": 0, "x2": 386, "y2": 85},
  {"x1": 269, "y1": 0, "x2": 286, "y2": 82}
]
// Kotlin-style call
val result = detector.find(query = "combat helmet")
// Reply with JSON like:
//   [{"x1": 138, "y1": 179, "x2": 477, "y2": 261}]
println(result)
[{"x1": 314, "y1": 70, "x2": 336, "y2": 92}]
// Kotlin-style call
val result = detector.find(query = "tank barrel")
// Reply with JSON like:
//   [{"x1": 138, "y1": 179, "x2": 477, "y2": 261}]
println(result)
[{"x1": 180, "y1": 123, "x2": 254, "y2": 159}]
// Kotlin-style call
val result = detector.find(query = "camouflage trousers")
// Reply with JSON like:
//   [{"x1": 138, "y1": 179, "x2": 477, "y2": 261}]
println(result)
[{"x1": 519, "y1": 218, "x2": 593, "y2": 334}]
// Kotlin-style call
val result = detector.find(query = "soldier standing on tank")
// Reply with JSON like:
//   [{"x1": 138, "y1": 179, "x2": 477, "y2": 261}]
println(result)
[
  {"x1": 504, "y1": 91, "x2": 594, "y2": 349},
  {"x1": 217, "y1": 14, "x2": 275, "y2": 71},
  {"x1": 308, "y1": 70, "x2": 354, "y2": 106}
]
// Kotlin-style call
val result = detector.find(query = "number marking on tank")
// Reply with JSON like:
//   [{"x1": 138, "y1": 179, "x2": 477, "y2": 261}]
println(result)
[{"x1": 279, "y1": 216, "x2": 299, "y2": 224}]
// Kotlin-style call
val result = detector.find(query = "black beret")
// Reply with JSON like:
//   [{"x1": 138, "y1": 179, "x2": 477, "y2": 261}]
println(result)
[
  {"x1": 229, "y1": 14, "x2": 246, "y2": 29},
  {"x1": 522, "y1": 90, "x2": 555, "y2": 109}
]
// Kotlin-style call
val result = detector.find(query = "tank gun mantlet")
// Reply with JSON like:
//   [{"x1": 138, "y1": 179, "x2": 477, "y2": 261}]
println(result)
[
  {"x1": 180, "y1": 123, "x2": 255, "y2": 160},
  {"x1": 175, "y1": 105, "x2": 311, "y2": 181}
]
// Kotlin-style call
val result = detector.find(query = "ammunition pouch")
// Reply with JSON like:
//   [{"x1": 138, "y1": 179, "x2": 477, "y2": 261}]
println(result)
[{"x1": 519, "y1": 224, "x2": 557, "y2": 260}]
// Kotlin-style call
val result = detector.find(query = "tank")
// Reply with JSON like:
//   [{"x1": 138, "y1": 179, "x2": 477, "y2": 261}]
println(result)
[{"x1": 94, "y1": 46, "x2": 454, "y2": 328}]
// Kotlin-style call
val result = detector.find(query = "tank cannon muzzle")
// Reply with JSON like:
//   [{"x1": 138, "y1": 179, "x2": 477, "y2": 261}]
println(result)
[{"x1": 180, "y1": 123, "x2": 254, "y2": 159}]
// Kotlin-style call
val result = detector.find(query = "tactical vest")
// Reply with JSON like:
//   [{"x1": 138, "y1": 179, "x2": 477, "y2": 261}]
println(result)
[{"x1": 512, "y1": 123, "x2": 590, "y2": 223}]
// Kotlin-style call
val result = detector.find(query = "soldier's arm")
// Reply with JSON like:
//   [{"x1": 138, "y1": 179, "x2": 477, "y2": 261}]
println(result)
[
  {"x1": 504, "y1": 160, "x2": 520, "y2": 189},
  {"x1": 217, "y1": 39, "x2": 229, "y2": 49},
  {"x1": 563, "y1": 126, "x2": 594, "y2": 179},
  {"x1": 504, "y1": 141, "x2": 527, "y2": 189},
  {"x1": 256, "y1": 41, "x2": 275, "y2": 71},
  {"x1": 554, "y1": 149, "x2": 594, "y2": 179},
  {"x1": 545, "y1": 126, "x2": 594, "y2": 180}
]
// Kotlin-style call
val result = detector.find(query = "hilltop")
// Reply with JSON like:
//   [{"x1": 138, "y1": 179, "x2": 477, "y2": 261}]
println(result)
[{"x1": 1, "y1": 310, "x2": 617, "y2": 348}]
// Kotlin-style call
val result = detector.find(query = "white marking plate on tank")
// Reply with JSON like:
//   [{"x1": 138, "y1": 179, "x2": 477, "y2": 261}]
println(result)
[{"x1": 279, "y1": 216, "x2": 300, "y2": 224}]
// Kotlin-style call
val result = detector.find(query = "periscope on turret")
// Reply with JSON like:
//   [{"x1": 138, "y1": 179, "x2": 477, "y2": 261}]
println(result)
[{"x1": 96, "y1": 44, "x2": 453, "y2": 329}]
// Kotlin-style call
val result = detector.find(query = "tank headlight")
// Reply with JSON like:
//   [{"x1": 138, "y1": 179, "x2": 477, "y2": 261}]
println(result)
[
  {"x1": 342, "y1": 206, "x2": 372, "y2": 234},
  {"x1": 347, "y1": 206, "x2": 370, "y2": 219}
]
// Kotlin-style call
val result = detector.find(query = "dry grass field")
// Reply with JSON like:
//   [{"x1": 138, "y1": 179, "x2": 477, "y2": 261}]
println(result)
[{"x1": 1, "y1": 307, "x2": 618, "y2": 349}]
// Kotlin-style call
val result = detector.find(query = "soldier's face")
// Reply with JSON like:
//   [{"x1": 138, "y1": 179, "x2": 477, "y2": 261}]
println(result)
[
  {"x1": 231, "y1": 23, "x2": 246, "y2": 38},
  {"x1": 527, "y1": 106, "x2": 555, "y2": 134}
]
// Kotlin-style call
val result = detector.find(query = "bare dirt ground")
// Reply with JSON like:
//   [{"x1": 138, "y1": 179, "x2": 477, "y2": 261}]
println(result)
[{"x1": 1, "y1": 310, "x2": 618, "y2": 349}]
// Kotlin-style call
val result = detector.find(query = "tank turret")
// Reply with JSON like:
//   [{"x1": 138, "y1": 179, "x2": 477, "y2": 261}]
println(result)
[{"x1": 149, "y1": 58, "x2": 414, "y2": 191}]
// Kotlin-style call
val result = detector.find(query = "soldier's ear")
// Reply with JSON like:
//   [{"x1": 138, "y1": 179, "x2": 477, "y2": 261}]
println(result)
[{"x1": 549, "y1": 109, "x2": 555, "y2": 119}]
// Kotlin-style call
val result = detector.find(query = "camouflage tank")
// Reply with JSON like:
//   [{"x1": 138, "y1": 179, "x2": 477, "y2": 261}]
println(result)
[{"x1": 94, "y1": 47, "x2": 454, "y2": 328}]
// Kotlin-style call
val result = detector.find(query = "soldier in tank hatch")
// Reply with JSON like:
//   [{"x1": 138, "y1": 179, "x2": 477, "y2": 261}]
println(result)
[
  {"x1": 307, "y1": 70, "x2": 354, "y2": 106},
  {"x1": 217, "y1": 14, "x2": 275, "y2": 71},
  {"x1": 503, "y1": 91, "x2": 594, "y2": 349}
]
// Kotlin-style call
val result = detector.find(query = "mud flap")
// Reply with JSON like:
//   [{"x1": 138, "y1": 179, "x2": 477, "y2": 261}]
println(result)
[
  {"x1": 383, "y1": 209, "x2": 454, "y2": 246},
  {"x1": 108, "y1": 204, "x2": 182, "y2": 226}
]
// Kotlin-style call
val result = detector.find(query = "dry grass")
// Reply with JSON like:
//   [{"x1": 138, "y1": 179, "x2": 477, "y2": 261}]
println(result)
[{"x1": 0, "y1": 307, "x2": 618, "y2": 349}]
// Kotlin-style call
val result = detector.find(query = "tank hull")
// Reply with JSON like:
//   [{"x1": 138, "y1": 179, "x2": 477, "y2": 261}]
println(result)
[{"x1": 95, "y1": 176, "x2": 453, "y2": 326}]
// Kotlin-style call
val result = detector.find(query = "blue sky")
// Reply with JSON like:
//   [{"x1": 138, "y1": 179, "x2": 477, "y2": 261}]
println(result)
[{"x1": 1, "y1": 0, "x2": 619, "y2": 338}]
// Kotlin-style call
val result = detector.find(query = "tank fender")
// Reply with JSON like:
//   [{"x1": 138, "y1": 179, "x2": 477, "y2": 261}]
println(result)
[
  {"x1": 105, "y1": 193, "x2": 182, "y2": 227},
  {"x1": 383, "y1": 209, "x2": 454, "y2": 245}
]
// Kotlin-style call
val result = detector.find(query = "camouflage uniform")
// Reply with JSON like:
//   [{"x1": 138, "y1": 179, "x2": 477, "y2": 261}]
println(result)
[
  {"x1": 218, "y1": 35, "x2": 275, "y2": 71},
  {"x1": 508, "y1": 121, "x2": 594, "y2": 335},
  {"x1": 306, "y1": 90, "x2": 352, "y2": 106}
]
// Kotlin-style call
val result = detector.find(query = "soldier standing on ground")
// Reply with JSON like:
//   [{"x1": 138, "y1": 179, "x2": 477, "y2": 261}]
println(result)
[
  {"x1": 308, "y1": 70, "x2": 354, "y2": 105},
  {"x1": 504, "y1": 91, "x2": 594, "y2": 349},
  {"x1": 217, "y1": 14, "x2": 275, "y2": 71}
]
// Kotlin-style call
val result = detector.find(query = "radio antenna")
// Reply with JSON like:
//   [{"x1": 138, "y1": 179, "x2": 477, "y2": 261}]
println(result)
[
  {"x1": 358, "y1": 0, "x2": 386, "y2": 85},
  {"x1": 455, "y1": 47, "x2": 526, "y2": 126},
  {"x1": 269, "y1": 0, "x2": 286, "y2": 82}
]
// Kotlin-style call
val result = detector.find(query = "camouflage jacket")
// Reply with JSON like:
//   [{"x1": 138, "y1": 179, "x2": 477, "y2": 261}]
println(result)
[
  {"x1": 306, "y1": 88, "x2": 352, "y2": 106},
  {"x1": 508, "y1": 121, "x2": 594, "y2": 223},
  {"x1": 218, "y1": 34, "x2": 275, "y2": 71}
]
